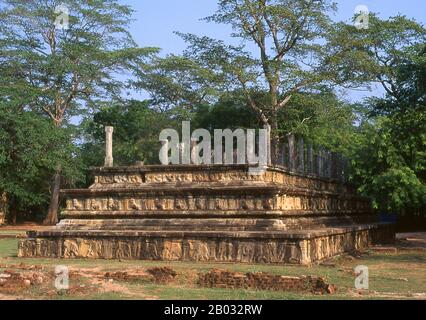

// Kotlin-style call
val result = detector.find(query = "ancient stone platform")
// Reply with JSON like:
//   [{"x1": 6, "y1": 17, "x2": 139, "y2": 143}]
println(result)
[{"x1": 18, "y1": 164, "x2": 394, "y2": 264}]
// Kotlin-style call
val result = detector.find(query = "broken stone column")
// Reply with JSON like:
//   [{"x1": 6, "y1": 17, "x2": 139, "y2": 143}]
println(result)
[
  {"x1": 104, "y1": 126, "x2": 114, "y2": 167},
  {"x1": 307, "y1": 144, "x2": 314, "y2": 175},
  {"x1": 277, "y1": 143, "x2": 285, "y2": 167},
  {"x1": 297, "y1": 137, "x2": 305, "y2": 173},
  {"x1": 246, "y1": 133, "x2": 256, "y2": 165},
  {"x1": 325, "y1": 150, "x2": 332, "y2": 178},
  {"x1": 330, "y1": 152, "x2": 337, "y2": 180},
  {"x1": 178, "y1": 143, "x2": 185, "y2": 164},
  {"x1": 159, "y1": 139, "x2": 169, "y2": 165},
  {"x1": 264, "y1": 124, "x2": 271, "y2": 165},
  {"x1": 288, "y1": 134, "x2": 296, "y2": 172},
  {"x1": 191, "y1": 139, "x2": 199, "y2": 165},
  {"x1": 317, "y1": 147, "x2": 324, "y2": 177}
]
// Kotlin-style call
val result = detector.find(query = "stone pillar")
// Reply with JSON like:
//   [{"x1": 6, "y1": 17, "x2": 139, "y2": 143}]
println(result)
[
  {"x1": 330, "y1": 152, "x2": 337, "y2": 180},
  {"x1": 325, "y1": 150, "x2": 332, "y2": 178},
  {"x1": 178, "y1": 143, "x2": 185, "y2": 164},
  {"x1": 277, "y1": 143, "x2": 285, "y2": 167},
  {"x1": 297, "y1": 137, "x2": 305, "y2": 173},
  {"x1": 288, "y1": 134, "x2": 296, "y2": 172},
  {"x1": 246, "y1": 133, "x2": 255, "y2": 165},
  {"x1": 342, "y1": 157, "x2": 349, "y2": 183},
  {"x1": 191, "y1": 139, "x2": 199, "y2": 165},
  {"x1": 317, "y1": 147, "x2": 323, "y2": 177},
  {"x1": 337, "y1": 154, "x2": 345, "y2": 182},
  {"x1": 104, "y1": 126, "x2": 113, "y2": 167},
  {"x1": 264, "y1": 124, "x2": 271, "y2": 165},
  {"x1": 307, "y1": 144, "x2": 314, "y2": 175},
  {"x1": 159, "y1": 139, "x2": 169, "y2": 165}
]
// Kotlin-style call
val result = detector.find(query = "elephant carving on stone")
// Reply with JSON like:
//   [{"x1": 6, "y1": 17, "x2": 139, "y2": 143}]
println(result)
[
  {"x1": 128, "y1": 198, "x2": 141, "y2": 210},
  {"x1": 107, "y1": 198, "x2": 120, "y2": 211}
]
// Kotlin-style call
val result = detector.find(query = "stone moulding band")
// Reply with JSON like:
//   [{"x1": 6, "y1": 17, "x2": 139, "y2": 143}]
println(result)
[
  {"x1": 90, "y1": 164, "x2": 352, "y2": 184},
  {"x1": 26, "y1": 223, "x2": 391, "y2": 240},
  {"x1": 60, "y1": 210, "x2": 373, "y2": 219},
  {"x1": 61, "y1": 185, "x2": 364, "y2": 198}
]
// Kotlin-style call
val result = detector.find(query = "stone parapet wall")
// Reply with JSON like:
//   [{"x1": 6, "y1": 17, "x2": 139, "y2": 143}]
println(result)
[{"x1": 89, "y1": 165, "x2": 356, "y2": 194}]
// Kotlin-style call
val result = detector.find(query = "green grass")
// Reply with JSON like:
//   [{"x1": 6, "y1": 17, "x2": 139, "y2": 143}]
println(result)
[
  {"x1": 1, "y1": 238, "x2": 426, "y2": 300},
  {"x1": 0, "y1": 239, "x2": 19, "y2": 258}
]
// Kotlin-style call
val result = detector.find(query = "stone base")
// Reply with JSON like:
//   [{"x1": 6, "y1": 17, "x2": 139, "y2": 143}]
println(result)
[{"x1": 18, "y1": 223, "x2": 394, "y2": 265}]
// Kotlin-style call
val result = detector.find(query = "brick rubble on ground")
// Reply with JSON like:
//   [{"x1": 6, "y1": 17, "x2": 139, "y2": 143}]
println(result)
[{"x1": 198, "y1": 269, "x2": 336, "y2": 294}]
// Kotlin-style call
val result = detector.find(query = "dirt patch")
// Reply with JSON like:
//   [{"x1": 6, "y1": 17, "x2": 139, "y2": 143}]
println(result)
[
  {"x1": 198, "y1": 269, "x2": 336, "y2": 294},
  {"x1": 0, "y1": 266, "x2": 97, "y2": 299},
  {"x1": 90, "y1": 276, "x2": 158, "y2": 299},
  {"x1": 0, "y1": 270, "x2": 47, "y2": 294}
]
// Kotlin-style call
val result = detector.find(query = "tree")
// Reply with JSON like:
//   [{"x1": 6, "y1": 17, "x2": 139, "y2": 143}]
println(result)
[
  {"x1": 349, "y1": 45, "x2": 425, "y2": 215},
  {"x1": 0, "y1": 105, "x2": 83, "y2": 224},
  {"x1": 191, "y1": 94, "x2": 261, "y2": 131},
  {"x1": 329, "y1": 14, "x2": 426, "y2": 101},
  {"x1": 190, "y1": 89, "x2": 356, "y2": 155},
  {"x1": 139, "y1": 0, "x2": 353, "y2": 160},
  {"x1": 0, "y1": 0, "x2": 157, "y2": 224},
  {"x1": 80, "y1": 100, "x2": 176, "y2": 168},
  {"x1": 310, "y1": 13, "x2": 426, "y2": 215}
]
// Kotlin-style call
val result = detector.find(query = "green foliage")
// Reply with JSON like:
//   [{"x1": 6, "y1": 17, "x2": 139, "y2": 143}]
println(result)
[
  {"x1": 0, "y1": 106, "x2": 83, "y2": 220},
  {"x1": 80, "y1": 100, "x2": 176, "y2": 167},
  {"x1": 136, "y1": 55, "x2": 223, "y2": 115},
  {"x1": 191, "y1": 95, "x2": 261, "y2": 131},
  {"x1": 0, "y1": 1, "x2": 424, "y2": 220},
  {"x1": 0, "y1": 0, "x2": 158, "y2": 124},
  {"x1": 328, "y1": 14, "x2": 426, "y2": 93},
  {"x1": 350, "y1": 117, "x2": 425, "y2": 213},
  {"x1": 0, "y1": 0, "x2": 156, "y2": 221},
  {"x1": 349, "y1": 46, "x2": 426, "y2": 214},
  {"x1": 138, "y1": 0, "x2": 345, "y2": 138},
  {"x1": 276, "y1": 91, "x2": 357, "y2": 152}
]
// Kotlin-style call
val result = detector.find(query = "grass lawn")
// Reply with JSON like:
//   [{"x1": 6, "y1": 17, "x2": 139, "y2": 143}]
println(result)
[{"x1": 1, "y1": 237, "x2": 425, "y2": 300}]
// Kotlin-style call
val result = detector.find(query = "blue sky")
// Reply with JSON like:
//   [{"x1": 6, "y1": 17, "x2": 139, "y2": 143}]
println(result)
[{"x1": 122, "y1": 0, "x2": 426, "y2": 102}]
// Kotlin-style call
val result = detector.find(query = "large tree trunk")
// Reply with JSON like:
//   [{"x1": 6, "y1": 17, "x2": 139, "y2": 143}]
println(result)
[
  {"x1": 1, "y1": 192, "x2": 9, "y2": 225},
  {"x1": 9, "y1": 204, "x2": 17, "y2": 225},
  {"x1": 43, "y1": 164, "x2": 61, "y2": 225}
]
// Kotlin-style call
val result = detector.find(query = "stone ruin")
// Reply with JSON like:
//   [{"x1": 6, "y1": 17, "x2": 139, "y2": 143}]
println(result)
[{"x1": 18, "y1": 127, "x2": 394, "y2": 264}]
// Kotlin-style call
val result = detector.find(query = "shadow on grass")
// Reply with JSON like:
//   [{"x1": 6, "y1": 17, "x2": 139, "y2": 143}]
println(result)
[{"x1": 366, "y1": 252, "x2": 426, "y2": 264}]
